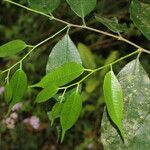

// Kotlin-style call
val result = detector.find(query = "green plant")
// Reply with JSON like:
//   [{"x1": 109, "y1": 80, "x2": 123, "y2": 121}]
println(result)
[{"x1": 0, "y1": 0, "x2": 150, "y2": 148}]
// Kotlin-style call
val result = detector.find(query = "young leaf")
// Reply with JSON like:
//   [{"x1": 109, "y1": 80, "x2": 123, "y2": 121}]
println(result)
[
  {"x1": 60, "y1": 91, "x2": 82, "y2": 142},
  {"x1": 130, "y1": 0, "x2": 150, "y2": 40},
  {"x1": 101, "y1": 59, "x2": 150, "y2": 149},
  {"x1": 8, "y1": 69, "x2": 28, "y2": 111},
  {"x1": 0, "y1": 40, "x2": 27, "y2": 57},
  {"x1": 46, "y1": 34, "x2": 82, "y2": 72},
  {"x1": 35, "y1": 84, "x2": 58, "y2": 103},
  {"x1": 36, "y1": 62, "x2": 84, "y2": 88},
  {"x1": 4, "y1": 83, "x2": 12, "y2": 104},
  {"x1": 66, "y1": 0, "x2": 97, "y2": 18},
  {"x1": 47, "y1": 102, "x2": 63, "y2": 125},
  {"x1": 28, "y1": 0, "x2": 60, "y2": 14},
  {"x1": 103, "y1": 71, "x2": 124, "y2": 138},
  {"x1": 77, "y1": 43, "x2": 96, "y2": 69},
  {"x1": 95, "y1": 16, "x2": 128, "y2": 33}
]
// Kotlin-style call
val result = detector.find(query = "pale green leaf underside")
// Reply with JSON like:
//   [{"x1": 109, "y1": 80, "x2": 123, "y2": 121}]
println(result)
[
  {"x1": 103, "y1": 71, "x2": 124, "y2": 138},
  {"x1": 28, "y1": 0, "x2": 60, "y2": 13},
  {"x1": 46, "y1": 34, "x2": 82, "y2": 73},
  {"x1": 36, "y1": 62, "x2": 84, "y2": 88},
  {"x1": 101, "y1": 59, "x2": 150, "y2": 150},
  {"x1": 60, "y1": 92, "x2": 82, "y2": 142},
  {"x1": 0, "y1": 40, "x2": 27, "y2": 57},
  {"x1": 130, "y1": 0, "x2": 150, "y2": 40},
  {"x1": 95, "y1": 16, "x2": 128, "y2": 33},
  {"x1": 66, "y1": 0, "x2": 97, "y2": 18}
]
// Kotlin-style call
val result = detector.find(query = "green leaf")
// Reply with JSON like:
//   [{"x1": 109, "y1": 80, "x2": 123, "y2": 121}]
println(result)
[
  {"x1": 28, "y1": 0, "x2": 60, "y2": 14},
  {"x1": 60, "y1": 91, "x2": 82, "y2": 142},
  {"x1": 95, "y1": 16, "x2": 128, "y2": 33},
  {"x1": 77, "y1": 43, "x2": 96, "y2": 69},
  {"x1": 101, "y1": 59, "x2": 150, "y2": 149},
  {"x1": 0, "y1": 40, "x2": 27, "y2": 57},
  {"x1": 8, "y1": 69, "x2": 28, "y2": 112},
  {"x1": 66, "y1": 0, "x2": 97, "y2": 18},
  {"x1": 36, "y1": 62, "x2": 84, "y2": 88},
  {"x1": 103, "y1": 71, "x2": 124, "y2": 138},
  {"x1": 46, "y1": 34, "x2": 82, "y2": 73},
  {"x1": 35, "y1": 84, "x2": 58, "y2": 103},
  {"x1": 47, "y1": 102, "x2": 63, "y2": 125},
  {"x1": 130, "y1": 0, "x2": 150, "y2": 40},
  {"x1": 4, "y1": 83, "x2": 12, "y2": 104}
]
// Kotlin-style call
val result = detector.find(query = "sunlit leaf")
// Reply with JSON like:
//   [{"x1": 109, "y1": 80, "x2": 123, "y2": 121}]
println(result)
[
  {"x1": 103, "y1": 71, "x2": 124, "y2": 138},
  {"x1": 130, "y1": 0, "x2": 150, "y2": 40},
  {"x1": 46, "y1": 34, "x2": 82, "y2": 72},
  {"x1": 66, "y1": 0, "x2": 97, "y2": 18},
  {"x1": 77, "y1": 43, "x2": 96, "y2": 69},
  {"x1": 35, "y1": 84, "x2": 58, "y2": 103},
  {"x1": 36, "y1": 62, "x2": 84, "y2": 88},
  {"x1": 47, "y1": 102, "x2": 63, "y2": 125},
  {"x1": 28, "y1": 0, "x2": 60, "y2": 14},
  {"x1": 60, "y1": 91, "x2": 82, "y2": 142},
  {"x1": 95, "y1": 16, "x2": 128, "y2": 33},
  {"x1": 101, "y1": 59, "x2": 150, "y2": 149},
  {"x1": 0, "y1": 40, "x2": 27, "y2": 57}
]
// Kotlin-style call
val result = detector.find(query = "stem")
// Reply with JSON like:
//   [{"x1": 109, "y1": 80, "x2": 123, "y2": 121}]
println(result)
[
  {"x1": 60, "y1": 50, "x2": 140, "y2": 90},
  {"x1": 4, "y1": 0, "x2": 150, "y2": 55},
  {"x1": 4, "y1": 0, "x2": 52, "y2": 18},
  {"x1": 2, "y1": 26, "x2": 68, "y2": 74}
]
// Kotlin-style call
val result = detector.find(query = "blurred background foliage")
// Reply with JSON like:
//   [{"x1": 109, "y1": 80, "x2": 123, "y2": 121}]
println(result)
[{"x1": 0, "y1": 0, "x2": 149, "y2": 150}]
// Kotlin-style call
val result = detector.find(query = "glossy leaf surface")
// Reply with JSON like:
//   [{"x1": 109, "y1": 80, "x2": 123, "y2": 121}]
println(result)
[{"x1": 103, "y1": 71, "x2": 124, "y2": 137}]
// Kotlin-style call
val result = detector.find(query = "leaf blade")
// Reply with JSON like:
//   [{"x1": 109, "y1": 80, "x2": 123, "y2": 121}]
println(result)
[
  {"x1": 130, "y1": 0, "x2": 150, "y2": 40},
  {"x1": 95, "y1": 16, "x2": 128, "y2": 33},
  {"x1": 60, "y1": 91, "x2": 82, "y2": 142},
  {"x1": 35, "y1": 84, "x2": 58, "y2": 103},
  {"x1": 103, "y1": 71, "x2": 124, "y2": 138},
  {"x1": 46, "y1": 34, "x2": 82, "y2": 73},
  {"x1": 37, "y1": 62, "x2": 84, "y2": 88},
  {"x1": 0, "y1": 40, "x2": 27, "y2": 57},
  {"x1": 66, "y1": 0, "x2": 97, "y2": 18}
]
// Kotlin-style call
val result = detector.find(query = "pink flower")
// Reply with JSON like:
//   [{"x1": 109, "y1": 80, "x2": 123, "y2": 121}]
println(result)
[
  {"x1": 23, "y1": 116, "x2": 40, "y2": 129},
  {"x1": 12, "y1": 102, "x2": 22, "y2": 111},
  {"x1": 30, "y1": 116, "x2": 40, "y2": 129},
  {"x1": 0, "y1": 86, "x2": 4, "y2": 95}
]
